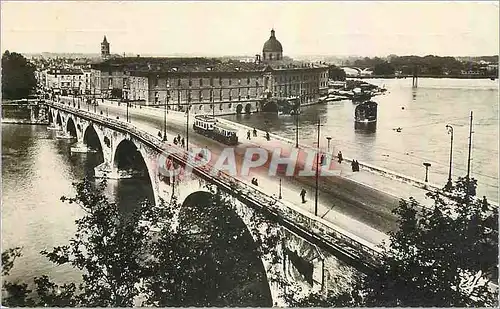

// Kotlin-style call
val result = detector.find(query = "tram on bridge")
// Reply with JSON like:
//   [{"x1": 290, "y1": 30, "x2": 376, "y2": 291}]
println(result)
[{"x1": 193, "y1": 115, "x2": 239, "y2": 146}]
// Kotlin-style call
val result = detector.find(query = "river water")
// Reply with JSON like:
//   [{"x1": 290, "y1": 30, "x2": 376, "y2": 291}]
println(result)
[
  {"x1": 224, "y1": 78, "x2": 499, "y2": 202},
  {"x1": 1, "y1": 124, "x2": 154, "y2": 286}
]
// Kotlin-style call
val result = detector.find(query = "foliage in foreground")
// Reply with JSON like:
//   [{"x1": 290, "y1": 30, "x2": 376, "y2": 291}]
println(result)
[
  {"x1": 1, "y1": 178, "x2": 282, "y2": 307},
  {"x1": 2, "y1": 176, "x2": 497, "y2": 307},
  {"x1": 289, "y1": 176, "x2": 498, "y2": 307}
]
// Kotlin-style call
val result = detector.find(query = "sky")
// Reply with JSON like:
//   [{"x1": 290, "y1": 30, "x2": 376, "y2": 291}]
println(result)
[{"x1": 1, "y1": 1, "x2": 499, "y2": 57}]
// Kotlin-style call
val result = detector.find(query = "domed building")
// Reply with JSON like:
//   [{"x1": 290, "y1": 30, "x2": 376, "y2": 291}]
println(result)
[
  {"x1": 262, "y1": 29, "x2": 283, "y2": 61},
  {"x1": 90, "y1": 29, "x2": 329, "y2": 113}
]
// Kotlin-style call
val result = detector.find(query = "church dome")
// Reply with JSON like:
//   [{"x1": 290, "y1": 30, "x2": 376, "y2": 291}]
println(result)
[{"x1": 262, "y1": 29, "x2": 283, "y2": 53}]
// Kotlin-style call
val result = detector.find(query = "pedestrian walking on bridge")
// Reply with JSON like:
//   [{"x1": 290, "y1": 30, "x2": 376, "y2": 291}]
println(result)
[
  {"x1": 300, "y1": 189, "x2": 306, "y2": 203},
  {"x1": 247, "y1": 130, "x2": 251, "y2": 140}
]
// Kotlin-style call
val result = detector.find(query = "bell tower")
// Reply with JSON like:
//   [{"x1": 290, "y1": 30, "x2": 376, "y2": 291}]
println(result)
[{"x1": 101, "y1": 36, "x2": 110, "y2": 60}]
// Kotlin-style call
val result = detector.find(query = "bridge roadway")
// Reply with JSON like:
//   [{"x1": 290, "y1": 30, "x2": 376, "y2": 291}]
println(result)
[
  {"x1": 75, "y1": 99, "x2": 436, "y2": 233},
  {"x1": 48, "y1": 100, "x2": 385, "y2": 273}
]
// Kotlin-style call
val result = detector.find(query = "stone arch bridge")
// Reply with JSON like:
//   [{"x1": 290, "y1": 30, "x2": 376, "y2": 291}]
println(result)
[{"x1": 46, "y1": 101, "x2": 383, "y2": 306}]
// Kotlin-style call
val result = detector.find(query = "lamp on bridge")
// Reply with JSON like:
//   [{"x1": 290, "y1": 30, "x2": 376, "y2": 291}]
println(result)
[
  {"x1": 423, "y1": 162, "x2": 432, "y2": 183},
  {"x1": 186, "y1": 92, "x2": 191, "y2": 151},
  {"x1": 211, "y1": 86, "x2": 215, "y2": 118},
  {"x1": 445, "y1": 124, "x2": 454, "y2": 190},
  {"x1": 163, "y1": 83, "x2": 170, "y2": 142},
  {"x1": 326, "y1": 136, "x2": 332, "y2": 152},
  {"x1": 279, "y1": 178, "x2": 282, "y2": 199},
  {"x1": 315, "y1": 119, "x2": 324, "y2": 217}
]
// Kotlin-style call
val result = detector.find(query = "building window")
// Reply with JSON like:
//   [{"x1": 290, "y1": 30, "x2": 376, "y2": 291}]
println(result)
[
  {"x1": 199, "y1": 90, "x2": 202, "y2": 101},
  {"x1": 189, "y1": 79, "x2": 192, "y2": 87},
  {"x1": 219, "y1": 77, "x2": 222, "y2": 85},
  {"x1": 199, "y1": 78, "x2": 203, "y2": 87},
  {"x1": 247, "y1": 78, "x2": 250, "y2": 85},
  {"x1": 178, "y1": 79, "x2": 181, "y2": 87},
  {"x1": 220, "y1": 89, "x2": 223, "y2": 101},
  {"x1": 229, "y1": 79, "x2": 232, "y2": 86},
  {"x1": 210, "y1": 78, "x2": 213, "y2": 86}
]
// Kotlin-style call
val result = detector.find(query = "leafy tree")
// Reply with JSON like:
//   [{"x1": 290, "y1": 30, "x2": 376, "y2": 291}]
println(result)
[
  {"x1": 292, "y1": 176, "x2": 498, "y2": 307},
  {"x1": 2, "y1": 178, "x2": 175, "y2": 307},
  {"x1": 2, "y1": 179, "x2": 285, "y2": 307},
  {"x1": 2, "y1": 50, "x2": 37, "y2": 99},
  {"x1": 373, "y1": 62, "x2": 395, "y2": 76},
  {"x1": 328, "y1": 65, "x2": 346, "y2": 81}
]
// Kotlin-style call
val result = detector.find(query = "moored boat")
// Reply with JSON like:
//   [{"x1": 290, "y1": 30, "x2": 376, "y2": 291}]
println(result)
[{"x1": 354, "y1": 100, "x2": 378, "y2": 132}]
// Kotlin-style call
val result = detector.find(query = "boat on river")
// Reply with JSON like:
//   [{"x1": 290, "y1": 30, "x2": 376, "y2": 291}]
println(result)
[{"x1": 354, "y1": 101, "x2": 378, "y2": 131}]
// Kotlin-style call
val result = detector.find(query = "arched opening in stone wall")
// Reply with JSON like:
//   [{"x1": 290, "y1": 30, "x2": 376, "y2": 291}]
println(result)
[
  {"x1": 113, "y1": 140, "x2": 150, "y2": 179},
  {"x1": 83, "y1": 124, "x2": 104, "y2": 155},
  {"x1": 56, "y1": 113, "x2": 62, "y2": 126},
  {"x1": 112, "y1": 139, "x2": 155, "y2": 213},
  {"x1": 236, "y1": 104, "x2": 243, "y2": 114},
  {"x1": 66, "y1": 118, "x2": 78, "y2": 138},
  {"x1": 244, "y1": 103, "x2": 252, "y2": 114},
  {"x1": 176, "y1": 191, "x2": 272, "y2": 307}
]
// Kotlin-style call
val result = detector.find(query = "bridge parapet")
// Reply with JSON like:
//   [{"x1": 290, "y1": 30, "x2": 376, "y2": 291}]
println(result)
[{"x1": 46, "y1": 100, "x2": 384, "y2": 273}]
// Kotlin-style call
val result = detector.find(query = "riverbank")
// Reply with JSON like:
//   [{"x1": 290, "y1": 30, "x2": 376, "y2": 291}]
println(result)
[
  {"x1": 1, "y1": 119, "x2": 48, "y2": 125},
  {"x1": 352, "y1": 74, "x2": 498, "y2": 79}
]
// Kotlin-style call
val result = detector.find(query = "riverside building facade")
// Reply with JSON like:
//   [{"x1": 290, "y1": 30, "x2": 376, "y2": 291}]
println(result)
[{"x1": 91, "y1": 29, "x2": 329, "y2": 114}]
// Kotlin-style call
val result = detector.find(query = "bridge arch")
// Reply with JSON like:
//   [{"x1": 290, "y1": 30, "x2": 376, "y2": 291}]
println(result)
[
  {"x1": 112, "y1": 138, "x2": 158, "y2": 205},
  {"x1": 65, "y1": 117, "x2": 78, "y2": 138},
  {"x1": 48, "y1": 111, "x2": 54, "y2": 124},
  {"x1": 83, "y1": 124, "x2": 104, "y2": 154},
  {"x1": 56, "y1": 112, "x2": 62, "y2": 126},
  {"x1": 244, "y1": 103, "x2": 252, "y2": 114},
  {"x1": 178, "y1": 190, "x2": 273, "y2": 306}
]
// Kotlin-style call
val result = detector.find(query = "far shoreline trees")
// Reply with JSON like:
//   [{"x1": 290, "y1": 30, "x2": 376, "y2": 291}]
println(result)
[{"x1": 2, "y1": 50, "x2": 37, "y2": 100}]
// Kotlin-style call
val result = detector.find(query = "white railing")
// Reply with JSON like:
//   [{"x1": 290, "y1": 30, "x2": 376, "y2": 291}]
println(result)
[{"x1": 47, "y1": 100, "x2": 384, "y2": 269}]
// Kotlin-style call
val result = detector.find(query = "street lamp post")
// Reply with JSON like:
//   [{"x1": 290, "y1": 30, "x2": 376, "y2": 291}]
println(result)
[
  {"x1": 126, "y1": 99, "x2": 129, "y2": 122},
  {"x1": 326, "y1": 136, "x2": 332, "y2": 152},
  {"x1": 423, "y1": 162, "x2": 432, "y2": 183},
  {"x1": 295, "y1": 95, "x2": 300, "y2": 148},
  {"x1": 186, "y1": 94, "x2": 191, "y2": 151},
  {"x1": 211, "y1": 86, "x2": 215, "y2": 118},
  {"x1": 445, "y1": 125, "x2": 454, "y2": 190},
  {"x1": 163, "y1": 85, "x2": 170, "y2": 141},
  {"x1": 279, "y1": 178, "x2": 282, "y2": 199},
  {"x1": 315, "y1": 119, "x2": 323, "y2": 217}
]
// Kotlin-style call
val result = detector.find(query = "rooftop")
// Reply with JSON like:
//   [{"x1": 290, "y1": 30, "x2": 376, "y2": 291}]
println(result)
[
  {"x1": 47, "y1": 68, "x2": 83, "y2": 75},
  {"x1": 93, "y1": 57, "x2": 328, "y2": 75}
]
